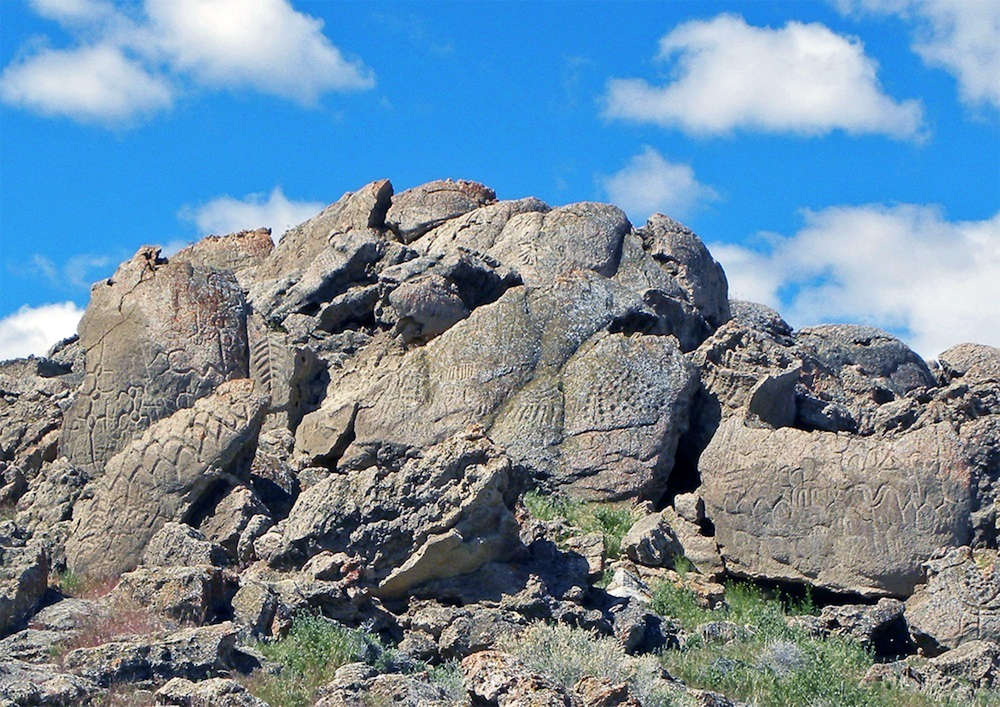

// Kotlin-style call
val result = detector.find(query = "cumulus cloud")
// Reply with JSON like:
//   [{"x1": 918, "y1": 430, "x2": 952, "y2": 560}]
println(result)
[
  {"x1": 837, "y1": 0, "x2": 1000, "y2": 110},
  {"x1": 0, "y1": 302, "x2": 83, "y2": 361},
  {"x1": 604, "y1": 14, "x2": 925, "y2": 139},
  {"x1": 0, "y1": 44, "x2": 172, "y2": 123},
  {"x1": 141, "y1": 0, "x2": 373, "y2": 101},
  {"x1": 2, "y1": 0, "x2": 373, "y2": 124},
  {"x1": 711, "y1": 204, "x2": 1000, "y2": 358},
  {"x1": 182, "y1": 187, "x2": 323, "y2": 243},
  {"x1": 601, "y1": 147, "x2": 718, "y2": 223}
]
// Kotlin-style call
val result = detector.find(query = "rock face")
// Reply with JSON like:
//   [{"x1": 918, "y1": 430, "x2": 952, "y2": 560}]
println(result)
[
  {"x1": 267, "y1": 430, "x2": 520, "y2": 596},
  {"x1": 906, "y1": 547, "x2": 1000, "y2": 653},
  {"x1": 700, "y1": 416, "x2": 973, "y2": 596},
  {"x1": 1, "y1": 176, "x2": 998, "y2": 704},
  {"x1": 60, "y1": 247, "x2": 250, "y2": 473},
  {"x1": 0, "y1": 522, "x2": 48, "y2": 637},
  {"x1": 65, "y1": 379, "x2": 267, "y2": 577}
]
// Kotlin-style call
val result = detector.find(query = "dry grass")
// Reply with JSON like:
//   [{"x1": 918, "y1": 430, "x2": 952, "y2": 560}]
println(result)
[{"x1": 51, "y1": 598, "x2": 171, "y2": 661}]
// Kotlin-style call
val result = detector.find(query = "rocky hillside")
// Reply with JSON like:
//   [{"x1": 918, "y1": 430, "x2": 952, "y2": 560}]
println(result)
[{"x1": 1, "y1": 178, "x2": 997, "y2": 706}]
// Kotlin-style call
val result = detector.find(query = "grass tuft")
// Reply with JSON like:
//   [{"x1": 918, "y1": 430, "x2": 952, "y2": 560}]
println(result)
[{"x1": 522, "y1": 490, "x2": 636, "y2": 560}]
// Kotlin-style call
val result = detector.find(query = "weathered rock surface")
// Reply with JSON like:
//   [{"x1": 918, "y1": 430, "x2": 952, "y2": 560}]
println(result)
[
  {"x1": 60, "y1": 622, "x2": 239, "y2": 687},
  {"x1": 865, "y1": 640, "x2": 1000, "y2": 700},
  {"x1": 700, "y1": 416, "x2": 974, "y2": 596},
  {"x1": 906, "y1": 546, "x2": 1000, "y2": 653},
  {"x1": 65, "y1": 379, "x2": 267, "y2": 577},
  {"x1": 59, "y1": 247, "x2": 250, "y2": 472},
  {"x1": 268, "y1": 430, "x2": 520, "y2": 596},
  {"x1": 386, "y1": 178, "x2": 496, "y2": 243},
  {"x1": 0, "y1": 659, "x2": 98, "y2": 705},
  {"x1": 461, "y1": 650, "x2": 577, "y2": 706},
  {"x1": 155, "y1": 676, "x2": 268, "y2": 706},
  {"x1": 0, "y1": 522, "x2": 48, "y2": 637}
]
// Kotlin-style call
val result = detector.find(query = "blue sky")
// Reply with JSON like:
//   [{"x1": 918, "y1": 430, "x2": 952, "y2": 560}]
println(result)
[{"x1": 1, "y1": 0, "x2": 998, "y2": 360}]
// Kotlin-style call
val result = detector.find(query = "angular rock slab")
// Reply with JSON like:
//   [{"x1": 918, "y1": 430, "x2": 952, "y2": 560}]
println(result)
[
  {"x1": 386, "y1": 178, "x2": 496, "y2": 243},
  {"x1": 699, "y1": 417, "x2": 973, "y2": 596},
  {"x1": 60, "y1": 247, "x2": 250, "y2": 473},
  {"x1": 66, "y1": 379, "x2": 267, "y2": 578},
  {"x1": 906, "y1": 547, "x2": 1000, "y2": 653},
  {"x1": 0, "y1": 522, "x2": 48, "y2": 638},
  {"x1": 268, "y1": 431, "x2": 520, "y2": 597}
]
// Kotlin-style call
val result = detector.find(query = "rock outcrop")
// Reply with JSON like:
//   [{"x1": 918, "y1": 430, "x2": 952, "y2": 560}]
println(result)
[{"x1": 0, "y1": 176, "x2": 995, "y2": 705}]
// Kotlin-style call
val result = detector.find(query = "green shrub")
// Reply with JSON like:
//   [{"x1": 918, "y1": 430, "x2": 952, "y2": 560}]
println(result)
[
  {"x1": 651, "y1": 579, "x2": 985, "y2": 706},
  {"x1": 244, "y1": 613, "x2": 373, "y2": 707},
  {"x1": 426, "y1": 660, "x2": 466, "y2": 703},
  {"x1": 500, "y1": 622, "x2": 685, "y2": 706},
  {"x1": 522, "y1": 490, "x2": 636, "y2": 560}
]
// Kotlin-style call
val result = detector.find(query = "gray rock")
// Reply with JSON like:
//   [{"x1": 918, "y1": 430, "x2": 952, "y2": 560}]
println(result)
[
  {"x1": 0, "y1": 659, "x2": 98, "y2": 705},
  {"x1": 170, "y1": 228, "x2": 274, "y2": 283},
  {"x1": 198, "y1": 485, "x2": 268, "y2": 559},
  {"x1": 386, "y1": 178, "x2": 496, "y2": 243},
  {"x1": 937, "y1": 343, "x2": 1000, "y2": 387},
  {"x1": 621, "y1": 513, "x2": 682, "y2": 568},
  {"x1": 65, "y1": 379, "x2": 267, "y2": 577},
  {"x1": 865, "y1": 640, "x2": 1000, "y2": 700},
  {"x1": 461, "y1": 650, "x2": 578, "y2": 706},
  {"x1": 59, "y1": 247, "x2": 250, "y2": 474},
  {"x1": 14, "y1": 458, "x2": 88, "y2": 536},
  {"x1": 636, "y1": 213, "x2": 730, "y2": 329},
  {"x1": 0, "y1": 628, "x2": 65, "y2": 663},
  {"x1": 699, "y1": 417, "x2": 973, "y2": 596},
  {"x1": 817, "y1": 598, "x2": 909, "y2": 655},
  {"x1": 110, "y1": 565, "x2": 232, "y2": 624},
  {"x1": 0, "y1": 522, "x2": 48, "y2": 637},
  {"x1": 315, "y1": 665, "x2": 457, "y2": 707},
  {"x1": 155, "y1": 677, "x2": 268, "y2": 706},
  {"x1": 142, "y1": 523, "x2": 229, "y2": 568},
  {"x1": 60, "y1": 621, "x2": 238, "y2": 687},
  {"x1": 416, "y1": 197, "x2": 549, "y2": 256},
  {"x1": 27, "y1": 598, "x2": 99, "y2": 632},
  {"x1": 906, "y1": 546, "x2": 1000, "y2": 653},
  {"x1": 0, "y1": 359, "x2": 74, "y2": 474},
  {"x1": 268, "y1": 431, "x2": 520, "y2": 597}
]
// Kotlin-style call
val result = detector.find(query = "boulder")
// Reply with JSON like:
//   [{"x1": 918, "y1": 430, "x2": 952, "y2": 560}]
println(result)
[
  {"x1": 0, "y1": 522, "x2": 48, "y2": 637},
  {"x1": 461, "y1": 650, "x2": 578, "y2": 706},
  {"x1": 169, "y1": 228, "x2": 274, "y2": 282},
  {"x1": 386, "y1": 178, "x2": 496, "y2": 243},
  {"x1": 815, "y1": 598, "x2": 910, "y2": 656},
  {"x1": 621, "y1": 513, "x2": 682, "y2": 568},
  {"x1": 110, "y1": 566, "x2": 232, "y2": 624},
  {"x1": 0, "y1": 659, "x2": 98, "y2": 705},
  {"x1": 59, "y1": 247, "x2": 250, "y2": 473},
  {"x1": 906, "y1": 546, "x2": 1000, "y2": 653},
  {"x1": 155, "y1": 677, "x2": 268, "y2": 706},
  {"x1": 315, "y1": 664, "x2": 456, "y2": 707},
  {"x1": 60, "y1": 622, "x2": 239, "y2": 687},
  {"x1": 141, "y1": 523, "x2": 229, "y2": 568},
  {"x1": 865, "y1": 640, "x2": 1000, "y2": 700},
  {"x1": 0, "y1": 357, "x2": 75, "y2": 474},
  {"x1": 65, "y1": 379, "x2": 267, "y2": 577},
  {"x1": 699, "y1": 416, "x2": 973, "y2": 596},
  {"x1": 267, "y1": 430, "x2": 520, "y2": 596}
]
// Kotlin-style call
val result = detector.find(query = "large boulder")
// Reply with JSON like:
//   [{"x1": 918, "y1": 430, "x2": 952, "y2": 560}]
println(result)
[
  {"x1": 65, "y1": 379, "x2": 267, "y2": 577},
  {"x1": 699, "y1": 416, "x2": 974, "y2": 596},
  {"x1": 267, "y1": 430, "x2": 520, "y2": 597},
  {"x1": 59, "y1": 247, "x2": 250, "y2": 473}
]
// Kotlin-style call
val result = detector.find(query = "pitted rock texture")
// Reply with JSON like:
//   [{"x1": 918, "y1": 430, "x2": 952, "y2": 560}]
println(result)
[
  {"x1": 699, "y1": 416, "x2": 973, "y2": 596},
  {"x1": 906, "y1": 547, "x2": 1000, "y2": 653},
  {"x1": 59, "y1": 247, "x2": 250, "y2": 473},
  {"x1": 65, "y1": 379, "x2": 267, "y2": 577},
  {"x1": 0, "y1": 522, "x2": 48, "y2": 637}
]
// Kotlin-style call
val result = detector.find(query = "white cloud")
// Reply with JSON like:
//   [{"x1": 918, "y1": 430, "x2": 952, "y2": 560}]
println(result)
[
  {"x1": 0, "y1": 43, "x2": 172, "y2": 123},
  {"x1": 601, "y1": 146, "x2": 718, "y2": 223},
  {"x1": 837, "y1": 0, "x2": 1000, "y2": 110},
  {"x1": 3, "y1": 0, "x2": 373, "y2": 124},
  {"x1": 604, "y1": 13, "x2": 925, "y2": 139},
  {"x1": 0, "y1": 302, "x2": 83, "y2": 362},
  {"x1": 141, "y1": 0, "x2": 373, "y2": 101},
  {"x1": 28, "y1": 0, "x2": 115, "y2": 24},
  {"x1": 711, "y1": 204, "x2": 1000, "y2": 358},
  {"x1": 182, "y1": 187, "x2": 323, "y2": 243}
]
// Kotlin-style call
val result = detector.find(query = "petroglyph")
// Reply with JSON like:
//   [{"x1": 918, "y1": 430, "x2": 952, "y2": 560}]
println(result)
[
  {"x1": 700, "y1": 417, "x2": 973, "y2": 596},
  {"x1": 65, "y1": 379, "x2": 267, "y2": 578},
  {"x1": 59, "y1": 248, "x2": 249, "y2": 474}
]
